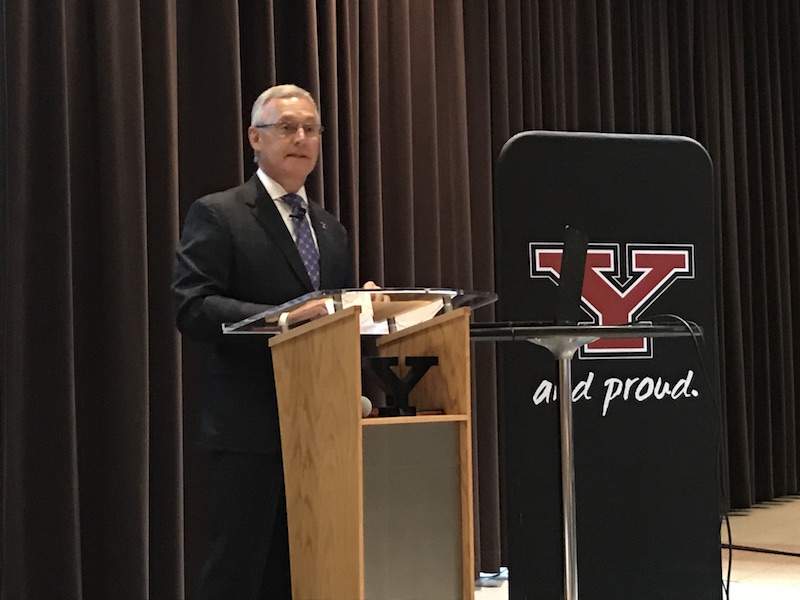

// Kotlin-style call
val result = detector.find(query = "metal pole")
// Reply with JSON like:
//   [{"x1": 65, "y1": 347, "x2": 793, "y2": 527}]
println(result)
[
  {"x1": 529, "y1": 335, "x2": 594, "y2": 600},
  {"x1": 558, "y1": 354, "x2": 579, "y2": 600}
]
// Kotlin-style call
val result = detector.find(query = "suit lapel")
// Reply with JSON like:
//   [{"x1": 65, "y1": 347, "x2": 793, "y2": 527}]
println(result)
[{"x1": 244, "y1": 175, "x2": 314, "y2": 291}]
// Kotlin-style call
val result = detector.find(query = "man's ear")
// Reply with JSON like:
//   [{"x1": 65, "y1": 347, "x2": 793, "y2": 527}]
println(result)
[{"x1": 247, "y1": 126, "x2": 260, "y2": 150}]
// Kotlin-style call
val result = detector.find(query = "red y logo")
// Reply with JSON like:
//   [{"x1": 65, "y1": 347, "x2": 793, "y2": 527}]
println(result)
[{"x1": 531, "y1": 243, "x2": 695, "y2": 358}]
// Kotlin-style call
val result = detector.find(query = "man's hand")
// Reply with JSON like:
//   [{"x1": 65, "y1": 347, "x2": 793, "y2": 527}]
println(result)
[
  {"x1": 362, "y1": 280, "x2": 387, "y2": 303},
  {"x1": 286, "y1": 298, "x2": 330, "y2": 324}
]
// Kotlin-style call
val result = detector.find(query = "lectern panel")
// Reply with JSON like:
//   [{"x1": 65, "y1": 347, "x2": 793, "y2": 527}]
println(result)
[
  {"x1": 363, "y1": 422, "x2": 461, "y2": 600},
  {"x1": 270, "y1": 308, "x2": 364, "y2": 600}
]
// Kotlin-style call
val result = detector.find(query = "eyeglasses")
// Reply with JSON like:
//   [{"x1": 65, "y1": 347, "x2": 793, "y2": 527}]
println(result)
[{"x1": 254, "y1": 122, "x2": 325, "y2": 136}]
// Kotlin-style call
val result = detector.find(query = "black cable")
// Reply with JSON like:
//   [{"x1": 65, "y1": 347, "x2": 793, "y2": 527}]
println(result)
[
  {"x1": 486, "y1": 567, "x2": 509, "y2": 579},
  {"x1": 722, "y1": 512, "x2": 732, "y2": 599},
  {"x1": 645, "y1": 313, "x2": 731, "y2": 599},
  {"x1": 720, "y1": 543, "x2": 800, "y2": 559},
  {"x1": 476, "y1": 567, "x2": 508, "y2": 588}
]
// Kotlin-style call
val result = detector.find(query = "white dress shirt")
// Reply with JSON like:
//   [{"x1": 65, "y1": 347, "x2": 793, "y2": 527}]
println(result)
[{"x1": 255, "y1": 168, "x2": 319, "y2": 248}]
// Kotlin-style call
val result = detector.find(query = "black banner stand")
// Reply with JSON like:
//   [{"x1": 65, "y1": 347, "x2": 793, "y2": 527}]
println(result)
[{"x1": 492, "y1": 132, "x2": 723, "y2": 600}]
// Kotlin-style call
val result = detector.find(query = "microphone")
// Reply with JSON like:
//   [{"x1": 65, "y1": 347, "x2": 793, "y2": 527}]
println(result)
[
  {"x1": 361, "y1": 395, "x2": 373, "y2": 418},
  {"x1": 290, "y1": 206, "x2": 307, "y2": 219}
]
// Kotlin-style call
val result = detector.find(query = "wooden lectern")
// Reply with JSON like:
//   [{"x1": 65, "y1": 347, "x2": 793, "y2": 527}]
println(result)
[{"x1": 268, "y1": 305, "x2": 475, "y2": 600}]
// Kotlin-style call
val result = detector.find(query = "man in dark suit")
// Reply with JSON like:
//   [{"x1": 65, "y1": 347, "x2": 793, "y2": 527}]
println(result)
[{"x1": 172, "y1": 84, "x2": 355, "y2": 599}]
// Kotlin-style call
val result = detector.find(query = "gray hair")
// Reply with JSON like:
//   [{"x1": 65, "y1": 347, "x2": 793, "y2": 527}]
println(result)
[{"x1": 250, "y1": 84, "x2": 319, "y2": 125}]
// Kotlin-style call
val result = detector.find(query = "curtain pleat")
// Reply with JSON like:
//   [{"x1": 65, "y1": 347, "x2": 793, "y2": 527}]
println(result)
[
  {"x1": 141, "y1": 1, "x2": 183, "y2": 597},
  {"x1": 784, "y1": 2, "x2": 800, "y2": 500},
  {"x1": 2, "y1": 2, "x2": 84, "y2": 597},
  {"x1": 3, "y1": 0, "x2": 800, "y2": 596},
  {"x1": 355, "y1": 0, "x2": 385, "y2": 284},
  {"x1": 461, "y1": 0, "x2": 502, "y2": 571}
]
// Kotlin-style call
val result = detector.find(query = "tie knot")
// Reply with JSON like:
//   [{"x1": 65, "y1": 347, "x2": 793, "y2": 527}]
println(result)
[{"x1": 283, "y1": 193, "x2": 304, "y2": 216}]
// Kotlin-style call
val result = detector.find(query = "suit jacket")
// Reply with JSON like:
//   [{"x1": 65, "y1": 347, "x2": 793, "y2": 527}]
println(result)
[{"x1": 172, "y1": 174, "x2": 353, "y2": 453}]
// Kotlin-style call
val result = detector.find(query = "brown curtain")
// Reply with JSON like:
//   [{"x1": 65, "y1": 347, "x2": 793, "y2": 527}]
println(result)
[{"x1": 2, "y1": 0, "x2": 799, "y2": 597}]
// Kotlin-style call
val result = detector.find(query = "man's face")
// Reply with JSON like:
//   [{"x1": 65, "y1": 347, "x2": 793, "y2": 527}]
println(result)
[{"x1": 248, "y1": 96, "x2": 321, "y2": 192}]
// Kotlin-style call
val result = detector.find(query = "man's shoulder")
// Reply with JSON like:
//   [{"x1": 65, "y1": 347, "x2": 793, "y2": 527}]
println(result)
[{"x1": 196, "y1": 177, "x2": 259, "y2": 207}]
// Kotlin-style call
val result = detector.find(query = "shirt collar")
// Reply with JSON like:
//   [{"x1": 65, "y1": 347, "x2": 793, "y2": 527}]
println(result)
[{"x1": 256, "y1": 168, "x2": 309, "y2": 207}]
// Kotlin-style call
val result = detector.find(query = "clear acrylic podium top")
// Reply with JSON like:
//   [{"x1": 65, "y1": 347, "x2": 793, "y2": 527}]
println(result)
[{"x1": 222, "y1": 287, "x2": 497, "y2": 336}]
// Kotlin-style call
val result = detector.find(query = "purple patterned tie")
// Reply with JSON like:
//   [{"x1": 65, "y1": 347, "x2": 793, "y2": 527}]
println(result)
[{"x1": 283, "y1": 193, "x2": 320, "y2": 289}]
